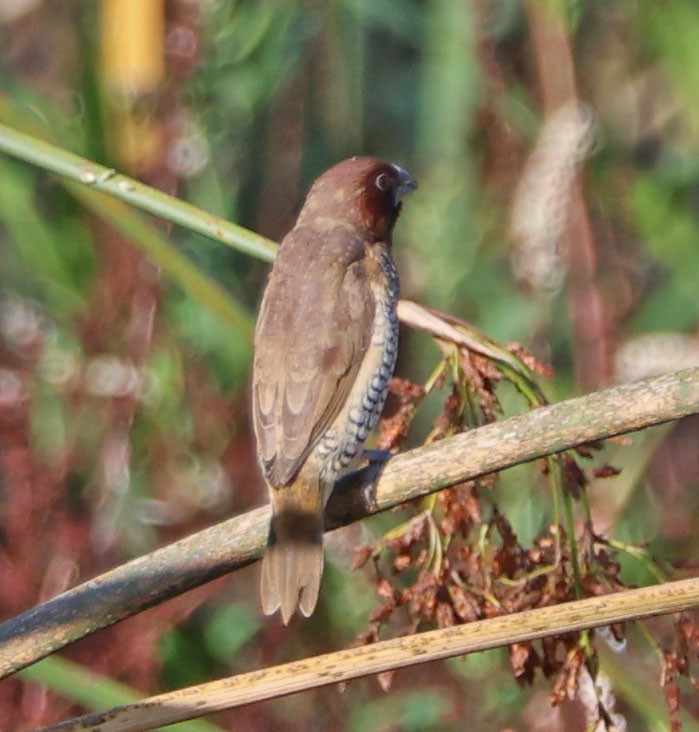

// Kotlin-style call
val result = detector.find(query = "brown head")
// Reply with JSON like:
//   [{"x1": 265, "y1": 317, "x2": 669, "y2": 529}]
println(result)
[{"x1": 295, "y1": 156, "x2": 418, "y2": 242}]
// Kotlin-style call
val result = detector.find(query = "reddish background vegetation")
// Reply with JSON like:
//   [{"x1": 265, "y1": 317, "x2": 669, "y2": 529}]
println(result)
[{"x1": 2, "y1": 1, "x2": 699, "y2": 730}]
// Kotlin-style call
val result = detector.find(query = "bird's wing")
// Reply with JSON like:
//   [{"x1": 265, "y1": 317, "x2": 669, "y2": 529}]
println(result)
[{"x1": 252, "y1": 226, "x2": 375, "y2": 487}]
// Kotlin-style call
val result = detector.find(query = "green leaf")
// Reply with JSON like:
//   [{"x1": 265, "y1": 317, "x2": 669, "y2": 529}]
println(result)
[
  {"x1": 202, "y1": 602, "x2": 260, "y2": 663},
  {"x1": 18, "y1": 656, "x2": 224, "y2": 732}
]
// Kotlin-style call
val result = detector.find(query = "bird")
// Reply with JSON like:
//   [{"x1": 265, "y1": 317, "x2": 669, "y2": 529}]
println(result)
[{"x1": 252, "y1": 156, "x2": 417, "y2": 624}]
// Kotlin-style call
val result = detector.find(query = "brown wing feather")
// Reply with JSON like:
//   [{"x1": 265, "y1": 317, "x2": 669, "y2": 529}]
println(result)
[{"x1": 252, "y1": 224, "x2": 375, "y2": 487}]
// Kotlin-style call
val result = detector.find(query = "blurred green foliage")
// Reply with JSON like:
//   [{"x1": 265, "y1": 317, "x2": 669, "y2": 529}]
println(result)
[{"x1": 1, "y1": 0, "x2": 699, "y2": 730}]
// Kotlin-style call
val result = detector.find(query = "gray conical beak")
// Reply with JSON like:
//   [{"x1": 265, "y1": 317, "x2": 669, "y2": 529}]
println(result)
[{"x1": 391, "y1": 163, "x2": 418, "y2": 203}]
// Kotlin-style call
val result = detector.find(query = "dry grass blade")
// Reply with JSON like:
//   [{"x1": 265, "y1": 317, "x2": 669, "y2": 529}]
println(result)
[
  {"x1": 41, "y1": 578, "x2": 699, "y2": 732},
  {"x1": 396, "y1": 300, "x2": 510, "y2": 363}
]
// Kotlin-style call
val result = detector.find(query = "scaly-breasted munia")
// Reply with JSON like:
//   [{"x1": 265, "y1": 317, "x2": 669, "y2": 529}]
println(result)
[{"x1": 252, "y1": 156, "x2": 417, "y2": 623}]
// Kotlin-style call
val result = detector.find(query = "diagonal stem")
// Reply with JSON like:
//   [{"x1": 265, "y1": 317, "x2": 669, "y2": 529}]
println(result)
[{"x1": 41, "y1": 577, "x2": 699, "y2": 732}]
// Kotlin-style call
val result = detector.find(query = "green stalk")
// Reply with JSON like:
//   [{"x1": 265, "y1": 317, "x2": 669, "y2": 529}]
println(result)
[
  {"x1": 19, "y1": 656, "x2": 224, "y2": 732},
  {"x1": 66, "y1": 182, "x2": 254, "y2": 341},
  {"x1": 0, "y1": 122, "x2": 277, "y2": 263}
]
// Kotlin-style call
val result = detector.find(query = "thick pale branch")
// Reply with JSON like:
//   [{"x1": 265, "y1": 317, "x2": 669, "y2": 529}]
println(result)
[
  {"x1": 42, "y1": 577, "x2": 699, "y2": 732},
  {"x1": 0, "y1": 367, "x2": 698, "y2": 679}
]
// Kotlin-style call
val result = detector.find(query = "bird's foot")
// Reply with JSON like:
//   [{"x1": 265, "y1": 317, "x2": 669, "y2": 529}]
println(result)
[
  {"x1": 325, "y1": 451, "x2": 394, "y2": 528},
  {"x1": 361, "y1": 449, "x2": 393, "y2": 466}
]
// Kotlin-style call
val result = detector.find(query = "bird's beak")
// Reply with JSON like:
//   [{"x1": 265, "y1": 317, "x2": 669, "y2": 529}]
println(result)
[{"x1": 391, "y1": 164, "x2": 418, "y2": 203}]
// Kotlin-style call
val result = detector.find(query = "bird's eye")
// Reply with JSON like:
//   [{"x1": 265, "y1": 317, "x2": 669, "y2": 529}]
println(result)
[{"x1": 375, "y1": 173, "x2": 391, "y2": 191}]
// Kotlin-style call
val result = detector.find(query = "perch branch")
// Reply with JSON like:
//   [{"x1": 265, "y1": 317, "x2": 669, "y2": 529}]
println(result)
[{"x1": 0, "y1": 367, "x2": 697, "y2": 678}]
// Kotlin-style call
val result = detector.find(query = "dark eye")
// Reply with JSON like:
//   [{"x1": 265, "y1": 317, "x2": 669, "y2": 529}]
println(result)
[{"x1": 375, "y1": 172, "x2": 391, "y2": 191}]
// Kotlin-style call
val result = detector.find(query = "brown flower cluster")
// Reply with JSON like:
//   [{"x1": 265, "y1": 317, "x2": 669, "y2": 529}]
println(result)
[
  {"x1": 663, "y1": 611, "x2": 699, "y2": 732},
  {"x1": 351, "y1": 339, "x2": 640, "y2": 726}
]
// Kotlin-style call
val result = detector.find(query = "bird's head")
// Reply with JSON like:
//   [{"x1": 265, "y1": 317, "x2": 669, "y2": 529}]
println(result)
[{"x1": 296, "y1": 156, "x2": 418, "y2": 242}]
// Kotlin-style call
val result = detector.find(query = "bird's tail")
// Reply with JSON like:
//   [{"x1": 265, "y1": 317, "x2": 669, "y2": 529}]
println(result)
[{"x1": 260, "y1": 481, "x2": 324, "y2": 624}]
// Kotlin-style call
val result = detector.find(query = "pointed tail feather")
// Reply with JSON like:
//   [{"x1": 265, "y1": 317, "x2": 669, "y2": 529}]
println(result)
[{"x1": 260, "y1": 508, "x2": 324, "y2": 624}]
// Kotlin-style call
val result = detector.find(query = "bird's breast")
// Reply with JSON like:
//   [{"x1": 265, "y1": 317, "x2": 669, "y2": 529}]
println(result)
[{"x1": 315, "y1": 247, "x2": 400, "y2": 491}]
